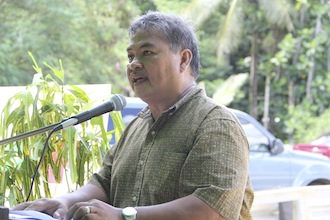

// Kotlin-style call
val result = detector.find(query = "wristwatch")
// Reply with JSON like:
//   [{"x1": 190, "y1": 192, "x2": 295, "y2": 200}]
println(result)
[{"x1": 121, "y1": 207, "x2": 137, "y2": 220}]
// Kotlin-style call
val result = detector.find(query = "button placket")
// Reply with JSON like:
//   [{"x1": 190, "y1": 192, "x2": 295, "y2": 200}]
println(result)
[{"x1": 132, "y1": 128, "x2": 159, "y2": 206}]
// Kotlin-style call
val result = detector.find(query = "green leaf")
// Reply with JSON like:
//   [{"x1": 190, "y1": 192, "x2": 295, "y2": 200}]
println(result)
[
  {"x1": 28, "y1": 52, "x2": 42, "y2": 74},
  {"x1": 68, "y1": 85, "x2": 90, "y2": 103},
  {"x1": 43, "y1": 61, "x2": 65, "y2": 84},
  {"x1": 67, "y1": 127, "x2": 78, "y2": 183},
  {"x1": 109, "y1": 111, "x2": 125, "y2": 143}
]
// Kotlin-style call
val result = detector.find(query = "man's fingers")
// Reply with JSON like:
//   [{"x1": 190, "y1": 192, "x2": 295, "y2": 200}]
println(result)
[
  {"x1": 53, "y1": 209, "x2": 66, "y2": 219},
  {"x1": 11, "y1": 202, "x2": 32, "y2": 210},
  {"x1": 65, "y1": 203, "x2": 92, "y2": 220},
  {"x1": 22, "y1": 199, "x2": 48, "y2": 212}
]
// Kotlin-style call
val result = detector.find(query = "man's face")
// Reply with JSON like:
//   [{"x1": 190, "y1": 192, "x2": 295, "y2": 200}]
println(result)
[{"x1": 126, "y1": 30, "x2": 183, "y2": 103}]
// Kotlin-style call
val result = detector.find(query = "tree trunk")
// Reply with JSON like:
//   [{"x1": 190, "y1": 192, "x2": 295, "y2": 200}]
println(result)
[
  {"x1": 289, "y1": 38, "x2": 301, "y2": 108},
  {"x1": 328, "y1": 47, "x2": 330, "y2": 73},
  {"x1": 249, "y1": 30, "x2": 258, "y2": 118},
  {"x1": 306, "y1": 1, "x2": 323, "y2": 103},
  {"x1": 306, "y1": 60, "x2": 315, "y2": 103},
  {"x1": 263, "y1": 74, "x2": 270, "y2": 129},
  {"x1": 287, "y1": 4, "x2": 306, "y2": 143}
]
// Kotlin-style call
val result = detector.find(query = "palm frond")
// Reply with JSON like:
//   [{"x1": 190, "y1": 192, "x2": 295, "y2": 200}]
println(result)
[
  {"x1": 182, "y1": 0, "x2": 224, "y2": 26},
  {"x1": 212, "y1": 73, "x2": 248, "y2": 105},
  {"x1": 216, "y1": 0, "x2": 243, "y2": 63},
  {"x1": 259, "y1": 0, "x2": 295, "y2": 31}
]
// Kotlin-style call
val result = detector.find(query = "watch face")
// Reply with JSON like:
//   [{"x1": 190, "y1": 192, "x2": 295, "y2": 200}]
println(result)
[{"x1": 123, "y1": 207, "x2": 137, "y2": 217}]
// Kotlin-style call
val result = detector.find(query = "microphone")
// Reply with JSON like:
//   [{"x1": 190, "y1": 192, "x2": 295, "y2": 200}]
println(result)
[{"x1": 54, "y1": 94, "x2": 126, "y2": 131}]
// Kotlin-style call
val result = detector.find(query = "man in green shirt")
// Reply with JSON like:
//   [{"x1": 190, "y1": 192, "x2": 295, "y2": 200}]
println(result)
[{"x1": 14, "y1": 11, "x2": 253, "y2": 220}]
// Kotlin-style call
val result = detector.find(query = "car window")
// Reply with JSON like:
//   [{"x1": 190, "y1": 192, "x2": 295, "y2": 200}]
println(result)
[
  {"x1": 311, "y1": 135, "x2": 330, "y2": 145},
  {"x1": 237, "y1": 117, "x2": 270, "y2": 152}
]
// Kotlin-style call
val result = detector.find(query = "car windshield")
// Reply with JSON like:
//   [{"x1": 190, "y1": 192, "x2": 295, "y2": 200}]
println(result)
[
  {"x1": 237, "y1": 117, "x2": 269, "y2": 152},
  {"x1": 311, "y1": 135, "x2": 330, "y2": 146}
]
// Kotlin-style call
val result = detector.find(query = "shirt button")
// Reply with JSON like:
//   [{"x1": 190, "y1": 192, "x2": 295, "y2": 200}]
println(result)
[
  {"x1": 139, "y1": 160, "x2": 144, "y2": 166},
  {"x1": 151, "y1": 131, "x2": 156, "y2": 135},
  {"x1": 132, "y1": 196, "x2": 137, "y2": 202}
]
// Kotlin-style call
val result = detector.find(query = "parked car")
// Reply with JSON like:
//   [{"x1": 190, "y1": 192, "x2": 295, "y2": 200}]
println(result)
[
  {"x1": 293, "y1": 133, "x2": 330, "y2": 158},
  {"x1": 311, "y1": 133, "x2": 330, "y2": 145},
  {"x1": 108, "y1": 97, "x2": 330, "y2": 191}
]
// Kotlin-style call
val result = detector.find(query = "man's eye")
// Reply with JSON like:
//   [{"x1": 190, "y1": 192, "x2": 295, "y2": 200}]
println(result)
[
  {"x1": 128, "y1": 55, "x2": 134, "y2": 62},
  {"x1": 143, "y1": 51, "x2": 152, "y2": 56}
]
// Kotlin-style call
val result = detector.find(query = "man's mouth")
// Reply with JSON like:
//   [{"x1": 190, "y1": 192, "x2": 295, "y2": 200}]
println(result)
[{"x1": 133, "y1": 77, "x2": 145, "y2": 83}]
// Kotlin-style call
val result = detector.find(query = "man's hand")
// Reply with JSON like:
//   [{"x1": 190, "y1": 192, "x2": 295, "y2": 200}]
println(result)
[
  {"x1": 12, "y1": 198, "x2": 69, "y2": 219},
  {"x1": 65, "y1": 199, "x2": 122, "y2": 220},
  {"x1": 12, "y1": 184, "x2": 109, "y2": 219}
]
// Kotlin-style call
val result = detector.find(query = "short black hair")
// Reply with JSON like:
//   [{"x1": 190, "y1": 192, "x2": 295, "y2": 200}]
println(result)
[{"x1": 128, "y1": 11, "x2": 200, "y2": 78}]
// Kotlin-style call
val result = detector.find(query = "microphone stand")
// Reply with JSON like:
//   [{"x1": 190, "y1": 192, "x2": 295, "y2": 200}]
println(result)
[{"x1": 0, "y1": 122, "x2": 61, "y2": 145}]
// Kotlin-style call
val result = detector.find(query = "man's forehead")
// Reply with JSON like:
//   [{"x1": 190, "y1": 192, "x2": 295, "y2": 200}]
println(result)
[{"x1": 127, "y1": 30, "x2": 166, "y2": 50}]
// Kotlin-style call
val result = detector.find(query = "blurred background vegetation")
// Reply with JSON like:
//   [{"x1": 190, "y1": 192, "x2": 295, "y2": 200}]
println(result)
[{"x1": 1, "y1": 0, "x2": 329, "y2": 144}]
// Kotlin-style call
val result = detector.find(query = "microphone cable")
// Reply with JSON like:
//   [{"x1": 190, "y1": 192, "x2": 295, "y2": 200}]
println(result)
[
  {"x1": 25, "y1": 123, "x2": 63, "y2": 202},
  {"x1": 25, "y1": 94, "x2": 126, "y2": 201}
]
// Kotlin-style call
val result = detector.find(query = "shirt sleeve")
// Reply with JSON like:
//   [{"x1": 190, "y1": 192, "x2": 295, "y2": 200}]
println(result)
[
  {"x1": 88, "y1": 144, "x2": 117, "y2": 198},
  {"x1": 179, "y1": 108, "x2": 252, "y2": 219}
]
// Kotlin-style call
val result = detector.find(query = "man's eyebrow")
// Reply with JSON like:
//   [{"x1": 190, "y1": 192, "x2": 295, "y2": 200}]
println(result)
[{"x1": 126, "y1": 42, "x2": 156, "y2": 52}]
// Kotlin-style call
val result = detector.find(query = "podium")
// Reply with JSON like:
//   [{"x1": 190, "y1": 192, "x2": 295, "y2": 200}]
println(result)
[{"x1": 0, "y1": 206, "x2": 9, "y2": 220}]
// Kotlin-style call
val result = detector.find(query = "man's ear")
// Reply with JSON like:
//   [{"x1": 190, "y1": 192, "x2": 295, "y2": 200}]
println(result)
[{"x1": 180, "y1": 49, "x2": 192, "y2": 73}]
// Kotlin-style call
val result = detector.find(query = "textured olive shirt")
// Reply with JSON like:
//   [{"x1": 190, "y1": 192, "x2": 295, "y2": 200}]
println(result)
[{"x1": 89, "y1": 86, "x2": 254, "y2": 219}]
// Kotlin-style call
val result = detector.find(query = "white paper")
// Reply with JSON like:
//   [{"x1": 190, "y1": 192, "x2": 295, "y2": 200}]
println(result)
[{"x1": 9, "y1": 210, "x2": 55, "y2": 220}]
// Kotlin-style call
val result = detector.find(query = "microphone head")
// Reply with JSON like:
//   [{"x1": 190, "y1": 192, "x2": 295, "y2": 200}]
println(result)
[{"x1": 111, "y1": 94, "x2": 127, "y2": 111}]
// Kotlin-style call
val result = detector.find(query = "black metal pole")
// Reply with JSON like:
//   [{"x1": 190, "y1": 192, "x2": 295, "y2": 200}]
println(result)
[{"x1": 0, "y1": 122, "x2": 61, "y2": 145}]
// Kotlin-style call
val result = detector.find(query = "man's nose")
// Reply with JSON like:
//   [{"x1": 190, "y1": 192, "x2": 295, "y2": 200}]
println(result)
[{"x1": 128, "y1": 59, "x2": 143, "y2": 70}]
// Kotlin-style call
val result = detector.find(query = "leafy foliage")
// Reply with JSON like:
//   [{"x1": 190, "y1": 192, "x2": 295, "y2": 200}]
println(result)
[
  {"x1": 185, "y1": 0, "x2": 330, "y2": 143},
  {"x1": 0, "y1": 0, "x2": 137, "y2": 92},
  {"x1": 0, "y1": 55, "x2": 125, "y2": 206}
]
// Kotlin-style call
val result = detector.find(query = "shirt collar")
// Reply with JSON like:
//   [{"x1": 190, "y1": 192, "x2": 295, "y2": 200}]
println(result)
[{"x1": 138, "y1": 85, "x2": 206, "y2": 118}]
